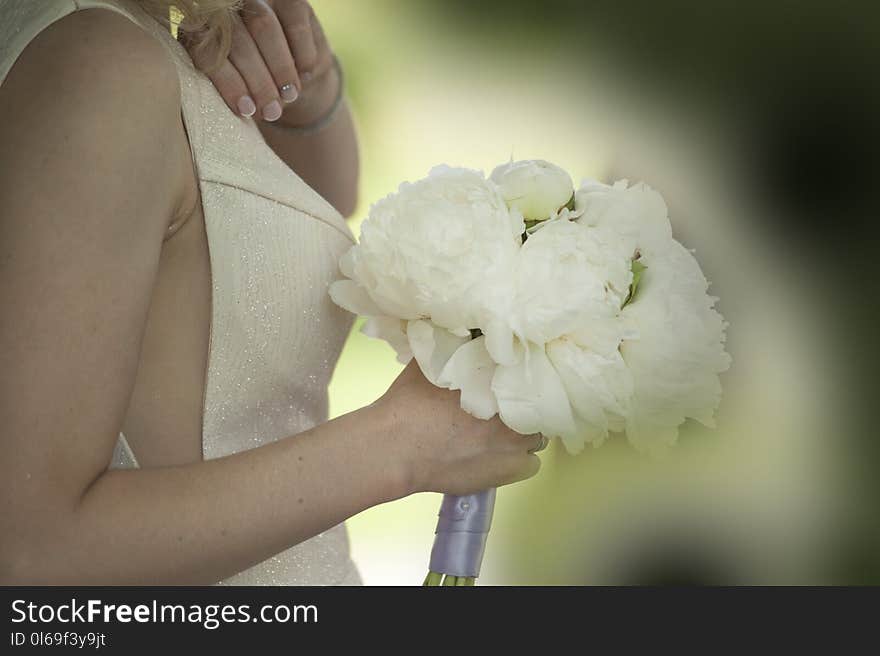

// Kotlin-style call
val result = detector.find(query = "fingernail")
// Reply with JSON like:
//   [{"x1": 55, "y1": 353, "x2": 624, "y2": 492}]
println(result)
[
  {"x1": 280, "y1": 83, "x2": 299, "y2": 103},
  {"x1": 262, "y1": 99, "x2": 283, "y2": 122},
  {"x1": 237, "y1": 95, "x2": 256, "y2": 117},
  {"x1": 301, "y1": 71, "x2": 313, "y2": 83}
]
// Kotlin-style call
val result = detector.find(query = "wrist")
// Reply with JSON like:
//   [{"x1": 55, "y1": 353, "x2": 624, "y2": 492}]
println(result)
[{"x1": 364, "y1": 396, "x2": 419, "y2": 501}]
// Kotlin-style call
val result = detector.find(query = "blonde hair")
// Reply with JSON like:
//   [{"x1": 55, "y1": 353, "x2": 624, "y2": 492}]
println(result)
[{"x1": 138, "y1": 1, "x2": 243, "y2": 74}]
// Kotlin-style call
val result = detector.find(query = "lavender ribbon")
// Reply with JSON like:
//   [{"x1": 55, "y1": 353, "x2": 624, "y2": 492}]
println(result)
[{"x1": 428, "y1": 488, "x2": 496, "y2": 578}]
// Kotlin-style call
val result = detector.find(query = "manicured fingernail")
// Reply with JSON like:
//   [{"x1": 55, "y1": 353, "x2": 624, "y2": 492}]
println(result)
[
  {"x1": 280, "y1": 83, "x2": 299, "y2": 103},
  {"x1": 237, "y1": 95, "x2": 256, "y2": 117},
  {"x1": 262, "y1": 99, "x2": 283, "y2": 122},
  {"x1": 301, "y1": 71, "x2": 313, "y2": 83}
]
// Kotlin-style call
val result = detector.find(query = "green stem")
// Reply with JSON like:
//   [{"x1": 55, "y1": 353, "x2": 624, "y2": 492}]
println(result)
[
  {"x1": 423, "y1": 571, "x2": 443, "y2": 586},
  {"x1": 422, "y1": 571, "x2": 477, "y2": 586}
]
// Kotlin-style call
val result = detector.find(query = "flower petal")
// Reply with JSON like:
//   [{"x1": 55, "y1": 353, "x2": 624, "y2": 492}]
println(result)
[
  {"x1": 328, "y1": 279, "x2": 385, "y2": 317},
  {"x1": 339, "y1": 247, "x2": 356, "y2": 279},
  {"x1": 558, "y1": 412, "x2": 603, "y2": 455},
  {"x1": 436, "y1": 336, "x2": 498, "y2": 419},
  {"x1": 546, "y1": 338, "x2": 633, "y2": 449},
  {"x1": 491, "y1": 341, "x2": 576, "y2": 438},
  {"x1": 406, "y1": 319, "x2": 469, "y2": 385},
  {"x1": 361, "y1": 316, "x2": 412, "y2": 363},
  {"x1": 482, "y1": 316, "x2": 518, "y2": 366}
]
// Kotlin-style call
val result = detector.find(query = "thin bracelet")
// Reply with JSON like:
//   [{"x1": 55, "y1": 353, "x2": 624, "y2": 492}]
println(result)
[{"x1": 270, "y1": 56, "x2": 345, "y2": 136}]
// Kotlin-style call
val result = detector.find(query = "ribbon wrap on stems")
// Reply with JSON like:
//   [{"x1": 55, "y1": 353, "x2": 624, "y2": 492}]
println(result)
[{"x1": 428, "y1": 488, "x2": 496, "y2": 578}]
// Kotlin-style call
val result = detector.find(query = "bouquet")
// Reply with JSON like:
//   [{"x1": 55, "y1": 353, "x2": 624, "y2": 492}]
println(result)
[{"x1": 329, "y1": 159, "x2": 731, "y2": 585}]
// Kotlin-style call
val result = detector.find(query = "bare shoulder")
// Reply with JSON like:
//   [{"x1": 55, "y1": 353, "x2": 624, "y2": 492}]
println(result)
[
  {"x1": 0, "y1": 7, "x2": 187, "y2": 236},
  {"x1": 3, "y1": 9, "x2": 179, "y2": 108},
  {"x1": 1, "y1": 7, "x2": 180, "y2": 115}
]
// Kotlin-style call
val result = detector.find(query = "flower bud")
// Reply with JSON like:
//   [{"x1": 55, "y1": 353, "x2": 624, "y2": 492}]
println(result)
[{"x1": 489, "y1": 159, "x2": 573, "y2": 221}]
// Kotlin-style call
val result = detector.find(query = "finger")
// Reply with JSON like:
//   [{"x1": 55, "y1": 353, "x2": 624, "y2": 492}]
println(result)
[
  {"x1": 228, "y1": 13, "x2": 284, "y2": 121},
  {"x1": 241, "y1": 0, "x2": 301, "y2": 105},
  {"x1": 494, "y1": 424, "x2": 542, "y2": 453},
  {"x1": 182, "y1": 31, "x2": 253, "y2": 117},
  {"x1": 527, "y1": 434, "x2": 549, "y2": 454},
  {"x1": 208, "y1": 58, "x2": 257, "y2": 118},
  {"x1": 493, "y1": 453, "x2": 542, "y2": 487},
  {"x1": 275, "y1": 1, "x2": 320, "y2": 81},
  {"x1": 309, "y1": 9, "x2": 334, "y2": 73}
]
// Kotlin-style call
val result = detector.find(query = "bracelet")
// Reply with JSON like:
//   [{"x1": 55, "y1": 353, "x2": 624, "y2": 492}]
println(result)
[{"x1": 271, "y1": 55, "x2": 345, "y2": 136}]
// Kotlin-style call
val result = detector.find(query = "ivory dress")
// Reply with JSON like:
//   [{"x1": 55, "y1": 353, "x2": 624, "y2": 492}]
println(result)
[{"x1": 0, "y1": 0, "x2": 362, "y2": 585}]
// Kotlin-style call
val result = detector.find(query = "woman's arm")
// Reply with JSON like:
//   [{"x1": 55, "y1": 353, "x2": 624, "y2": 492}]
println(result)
[
  {"x1": 21, "y1": 409, "x2": 404, "y2": 585},
  {"x1": 0, "y1": 10, "x2": 390, "y2": 585}
]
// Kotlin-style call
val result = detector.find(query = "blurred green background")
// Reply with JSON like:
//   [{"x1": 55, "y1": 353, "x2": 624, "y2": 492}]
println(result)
[{"x1": 314, "y1": 0, "x2": 879, "y2": 584}]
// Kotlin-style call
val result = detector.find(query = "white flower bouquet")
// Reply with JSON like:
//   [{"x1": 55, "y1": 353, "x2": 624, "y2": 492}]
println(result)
[{"x1": 329, "y1": 159, "x2": 731, "y2": 585}]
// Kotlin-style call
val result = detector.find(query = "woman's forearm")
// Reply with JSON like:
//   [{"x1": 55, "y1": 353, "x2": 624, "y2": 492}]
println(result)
[
  {"x1": 6, "y1": 403, "x2": 406, "y2": 585},
  {"x1": 257, "y1": 63, "x2": 359, "y2": 217}
]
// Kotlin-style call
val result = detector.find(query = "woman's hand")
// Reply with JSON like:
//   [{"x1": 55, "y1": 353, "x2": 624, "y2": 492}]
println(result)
[
  {"x1": 376, "y1": 361, "x2": 544, "y2": 497},
  {"x1": 183, "y1": 0, "x2": 336, "y2": 123}
]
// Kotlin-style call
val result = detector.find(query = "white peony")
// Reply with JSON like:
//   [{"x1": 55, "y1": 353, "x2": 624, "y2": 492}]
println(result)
[
  {"x1": 490, "y1": 159, "x2": 574, "y2": 221},
  {"x1": 513, "y1": 218, "x2": 631, "y2": 348},
  {"x1": 575, "y1": 179, "x2": 731, "y2": 453},
  {"x1": 575, "y1": 178, "x2": 672, "y2": 260},
  {"x1": 329, "y1": 165, "x2": 524, "y2": 347},
  {"x1": 618, "y1": 239, "x2": 731, "y2": 453}
]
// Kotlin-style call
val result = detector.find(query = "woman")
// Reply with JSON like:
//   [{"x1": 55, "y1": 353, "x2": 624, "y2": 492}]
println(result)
[{"x1": 0, "y1": 0, "x2": 542, "y2": 585}]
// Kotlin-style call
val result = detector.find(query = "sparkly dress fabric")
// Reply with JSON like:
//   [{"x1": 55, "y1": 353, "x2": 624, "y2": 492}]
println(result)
[{"x1": 0, "y1": 0, "x2": 362, "y2": 585}]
